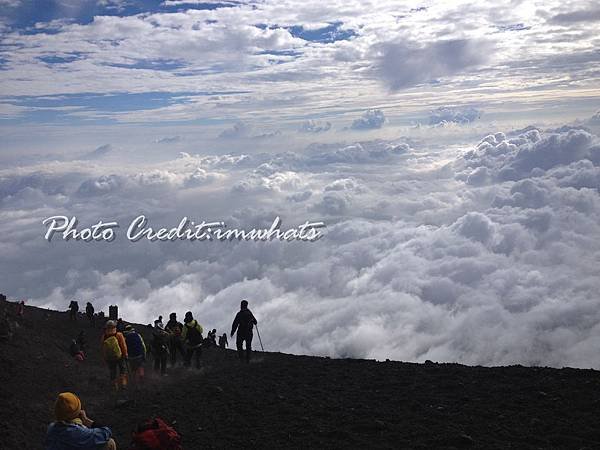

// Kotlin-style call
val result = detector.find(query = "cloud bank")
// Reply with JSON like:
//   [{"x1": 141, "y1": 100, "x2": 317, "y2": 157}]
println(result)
[{"x1": 2, "y1": 123, "x2": 600, "y2": 368}]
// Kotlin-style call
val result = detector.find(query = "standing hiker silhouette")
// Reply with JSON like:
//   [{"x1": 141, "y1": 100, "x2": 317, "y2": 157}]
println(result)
[{"x1": 231, "y1": 300, "x2": 258, "y2": 363}]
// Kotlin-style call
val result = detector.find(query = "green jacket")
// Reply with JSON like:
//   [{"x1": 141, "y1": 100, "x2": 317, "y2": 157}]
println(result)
[{"x1": 182, "y1": 320, "x2": 203, "y2": 346}]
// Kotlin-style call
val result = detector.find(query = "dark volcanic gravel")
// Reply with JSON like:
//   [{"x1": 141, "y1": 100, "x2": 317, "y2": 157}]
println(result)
[{"x1": 1, "y1": 299, "x2": 600, "y2": 449}]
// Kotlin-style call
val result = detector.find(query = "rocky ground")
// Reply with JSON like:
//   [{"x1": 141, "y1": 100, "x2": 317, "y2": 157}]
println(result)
[{"x1": 1, "y1": 299, "x2": 600, "y2": 449}]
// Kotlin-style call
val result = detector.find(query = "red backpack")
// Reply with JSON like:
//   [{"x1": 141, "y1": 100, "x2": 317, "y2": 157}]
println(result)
[{"x1": 130, "y1": 417, "x2": 182, "y2": 450}]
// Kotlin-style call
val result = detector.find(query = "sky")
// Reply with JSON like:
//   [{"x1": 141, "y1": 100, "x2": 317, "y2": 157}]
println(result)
[{"x1": 1, "y1": 0, "x2": 600, "y2": 367}]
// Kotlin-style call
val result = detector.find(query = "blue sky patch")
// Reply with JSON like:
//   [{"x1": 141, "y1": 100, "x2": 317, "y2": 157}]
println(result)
[
  {"x1": 37, "y1": 54, "x2": 84, "y2": 65},
  {"x1": 288, "y1": 22, "x2": 357, "y2": 43},
  {"x1": 495, "y1": 23, "x2": 531, "y2": 32},
  {"x1": 103, "y1": 59, "x2": 188, "y2": 71}
]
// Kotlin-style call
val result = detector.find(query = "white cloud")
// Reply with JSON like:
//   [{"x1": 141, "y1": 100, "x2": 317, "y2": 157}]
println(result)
[
  {"x1": 350, "y1": 109, "x2": 386, "y2": 130},
  {"x1": 298, "y1": 119, "x2": 332, "y2": 133},
  {"x1": 375, "y1": 38, "x2": 493, "y2": 91},
  {"x1": 3, "y1": 125, "x2": 600, "y2": 369},
  {"x1": 428, "y1": 106, "x2": 482, "y2": 126}
]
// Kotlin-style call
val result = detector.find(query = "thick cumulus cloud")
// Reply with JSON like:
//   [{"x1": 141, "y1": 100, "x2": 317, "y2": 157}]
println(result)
[
  {"x1": 429, "y1": 106, "x2": 482, "y2": 126},
  {"x1": 3, "y1": 126, "x2": 600, "y2": 368},
  {"x1": 350, "y1": 109, "x2": 386, "y2": 130},
  {"x1": 298, "y1": 120, "x2": 332, "y2": 133},
  {"x1": 458, "y1": 128, "x2": 600, "y2": 183}
]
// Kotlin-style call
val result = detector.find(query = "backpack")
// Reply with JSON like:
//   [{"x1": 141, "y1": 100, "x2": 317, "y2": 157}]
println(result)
[
  {"x1": 166, "y1": 321, "x2": 182, "y2": 337},
  {"x1": 185, "y1": 322, "x2": 202, "y2": 346},
  {"x1": 125, "y1": 331, "x2": 144, "y2": 358},
  {"x1": 130, "y1": 417, "x2": 182, "y2": 450},
  {"x1": 152, "y1": 330, "x2": 170, "y2": 355},
  {"x1": 103, "y1": 334, "x2": 122, "y2": 361}
]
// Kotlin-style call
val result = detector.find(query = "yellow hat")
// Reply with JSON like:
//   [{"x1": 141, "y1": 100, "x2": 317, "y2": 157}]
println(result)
[{"x1": 54, "y1": 392, "x2": 81, "y2": 421}]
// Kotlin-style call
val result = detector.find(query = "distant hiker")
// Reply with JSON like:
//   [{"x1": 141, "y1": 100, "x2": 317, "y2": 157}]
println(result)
[
  {"x1": 151, "y1": 323, "x2": 170, "y2": 376},
  {"x1": 69, "y1": 300, "x2": 79, "y2": 321},
  {"x1": 165, "y1": 312, "x2": 185, "y2": 367},
  {"x1": 154, "y1": 315, "x2": 163, "y2": 328},
  {"x1": 218, "y1": 333, "x2": 228, "y2": 349},
  {"x1": 85, "y1": 302, "x2": 95, "y2": 327},
  {"x1": 16, "y1": 300, "x2": 25, "y2": 319},
  {"x1": 77, "y1": 331, "x2": 87, "y2": 353},
  {"x1": 231, "y1": 300, "x2": 257, "y2": 363},
  {"x1": 69, "y1": 339, "x2": 85, "y2": 362},
  {"x1": 204, "y1": 329, "x2": 216, "y2": 347},
  {"x1": 116, "y1": 318, "x2": 125, "y2": 333},
  {"x1": 124, "y1": 324, "x2": 146, "y2": 385},
  {"x1": 182, "y1": 311, "x2": 203, "y2": 369},
  {"x1": 101, "y1": 320, "x2": 128, "y2": 392},
  {"x1": 44, "y1": 392, "x2": 116, "y2": 450}
]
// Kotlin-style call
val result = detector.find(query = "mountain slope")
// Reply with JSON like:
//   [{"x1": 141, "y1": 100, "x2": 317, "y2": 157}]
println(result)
[{"x1": 1, "y1": 299, "x2": 600, "y2": 449}]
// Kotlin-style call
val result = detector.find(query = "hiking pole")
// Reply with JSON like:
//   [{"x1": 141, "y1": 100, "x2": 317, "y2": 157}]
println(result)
[{"x1": 255, "y1": 324, "x2": 265, "y2": 352}]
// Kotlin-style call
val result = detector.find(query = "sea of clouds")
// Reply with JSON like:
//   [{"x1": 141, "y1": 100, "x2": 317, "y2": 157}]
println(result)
[{"x1": 2, "y1": 119, "x2": 600, "y2": 367}]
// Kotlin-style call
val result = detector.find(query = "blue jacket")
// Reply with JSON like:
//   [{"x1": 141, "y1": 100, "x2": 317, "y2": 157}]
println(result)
[{"x1": 44, "y1": 421, "x2": 112, "y2": 450}]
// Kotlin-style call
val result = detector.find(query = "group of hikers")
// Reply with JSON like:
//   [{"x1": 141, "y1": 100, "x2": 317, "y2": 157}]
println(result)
[{"x1": 44, "y1": 299, "x2": 259, "y2": 449}]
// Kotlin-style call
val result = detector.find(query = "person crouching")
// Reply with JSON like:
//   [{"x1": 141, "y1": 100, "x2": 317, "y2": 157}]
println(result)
[{"x1": 45, "y1": 392, "x2": 116, "y2": 450}]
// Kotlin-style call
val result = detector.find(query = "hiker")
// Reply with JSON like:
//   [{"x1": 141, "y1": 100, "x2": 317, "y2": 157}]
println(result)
[
  {"x1": 101, "y1": 320, "x2": 128, "y2": 392},
  {"x1": 77, "y1": 331, "x2": 87, "y2": 353},
  {"x1": 218, "y1": 333, "x2": 228, "y2": 349},
  {"x1": 154, "y1": 315, "x2": 163, "y2": 328},
  {"x1": 85, "y1": 302, "x2": 95, "y2": 327},
  {"x1": 231, "y1": 300, "x2": 258, "y2": 363},
  {"x1": 151, "y1": 323, "x2": 170, "y2": 376},
  {"x1": 68, "y1": 300, "x2": 79, "y2": 321},
  {"x1": 69, "y1": 339, "x2": 85, "y2": 362},
  {"x1": 16, "y1": 300, "x2": 25, "y2": 319},
  {"x1": 123, "y1": 324, "x2": 146, "y2": 385},
  {"x1": 209, "y1": 329, "x2": 217, "y2": 346},
  {"x1": 165, "y1": 312, "x2": 185, "y2": 367},
  {"x1": 44, "y1": 392, "x2": 116, "y2": 450},
  {"x1": 182, "y1": 311, "x2": 203, "y2": 369},
  {"x1": 204, "y1": 329, "x2": 215, "y2": 348},
  {"x1": 116, "y1": 318, "x2": 125, "y2": 333}
]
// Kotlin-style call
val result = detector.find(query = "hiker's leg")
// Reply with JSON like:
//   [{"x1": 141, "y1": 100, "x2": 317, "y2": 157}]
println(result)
[
  {"x1": 108, "y1": 361, "x2": 118, "y2": 391},
  {"x1": 196, "y1": 347, "x2": 202, "y2": 369},
  {"x1": 246, "y1": 334, "x2": 253, "y2": 362},
  {"x1": 119, "y1": 359, "x2": 128, "y2": 388},
  {"x1": 184, "y1": 348, "x2": 192, "y2": 366},
  {"x1": 178, "y1": 340, "x2": 186, "y2": 363},
  {"x1": 169, "y1": 342, "x2": 176, "y2": 366},
  {"x1": 236, "y1": 335, "x2": 244, "y2": 360}
]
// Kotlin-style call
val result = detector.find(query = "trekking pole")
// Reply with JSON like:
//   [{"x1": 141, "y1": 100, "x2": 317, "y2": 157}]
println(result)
[{"x1": 255, "y1": 324, "x2": 265, "y2": 352}]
